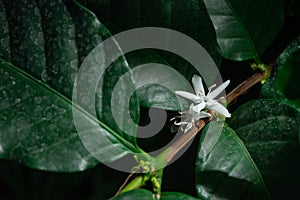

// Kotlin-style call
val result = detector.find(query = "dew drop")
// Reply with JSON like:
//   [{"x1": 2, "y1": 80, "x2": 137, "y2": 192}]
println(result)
[
  {"x1": 34, "y1": 96, "x2": 42, "y2": 104},
  {"x1": 15, "y1": 98, "x2": 21, "y2": 104},
  {"x1": 34, "y1": 7, "x2": 39, "y2": 16},
  {"x1": 41, "y1": 70, "x2": 49, "y2": 82},
  {"x1": 11, "y1": 112, "x2": 31, "y2": 128},
  {"x1": 49, "y1": 123, "x2": 56, "y2": 130},
  {"x1": 2, "y1": 90, "x2": 8, "y2": 97},
  {"x1": 0, "y1": 116, "x2": 7, "y2": 128}
]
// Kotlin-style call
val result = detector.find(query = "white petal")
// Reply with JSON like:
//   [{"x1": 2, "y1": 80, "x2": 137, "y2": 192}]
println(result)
[
  {"x1": 207, "y1": 101, "x2": 231, "y2": 117},
  {"x1": 175, "y1": 91, "x2": 200, "y2": 103},
  {"x1": 192, "y1": 75, "x2": 205, "y2": 97},
  {"x1": 174, "y1": 121, "x2": 189, "y2": 126},
  {"x1": 184, "y1": 122, "x2": 193, "y2": 133},
  {"x1": 194, "y1": 111, "x2": 211, "y2": 121},
  {"x1": 208, "y1": 80, "x2": 230, "y2": 100},
  {"x1": 190, "y1": 101, "x2": 206, "y2": 113}
]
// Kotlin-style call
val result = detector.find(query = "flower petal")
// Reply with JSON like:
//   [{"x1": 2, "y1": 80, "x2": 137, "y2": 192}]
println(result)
[
  {"x1": 192, "y1": 75, "x2": 205, "y2": 97},
  {"x1": 183, "y1": 122, "x2": 193, "y2": 133},
  {"x1": 174, "y1": 121, "x2": 189, "y2": 126},
  {"x1": 194, "y1": 111, "x2": 211, "y2": 121},
  {"x1": 207, "y1": 101, "x2": 231, "y2": 117},
  {"x1": 175, "y1": 91, "x2": 200, "y2": 103},
  {"x1": 208, "y1": 80, "x2": 230, "y2": 100},
  {"x1": 190, "y1": 101, "x2": 206, "y2": 113}
]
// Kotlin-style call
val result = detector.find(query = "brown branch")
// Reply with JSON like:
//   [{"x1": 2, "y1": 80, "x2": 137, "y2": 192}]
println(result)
[
  {"x1": 115, "y1": 62, "x2": 275, "y2": 198},
  {"x1": 114, "y1": 172, "x2": 134, "y2": 197},
  {"x1": 226, "y1": 62, "x2": 274, "y2": 104},
  {"x1": 164, "y1": 62, "x2": 274, "y2": 164},
  {"x1": 165, "y1": 113, "x2": 212, "y2": 163},
  {"x1": 226, "y1": 72, "x2": 264, "y2": 103}
]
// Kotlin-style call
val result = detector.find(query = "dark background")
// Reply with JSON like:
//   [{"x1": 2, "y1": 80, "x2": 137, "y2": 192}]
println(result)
[{"x1": 0, "y1": 1, "x2": 299, "y2": 200}]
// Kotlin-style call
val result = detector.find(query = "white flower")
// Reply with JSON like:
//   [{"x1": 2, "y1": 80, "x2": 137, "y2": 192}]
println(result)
[
  {"x1": 171, "y1": 103, "x2": 211, "y2": 133},
  {"x1": 175, "y1": 75, "x2": 231, "y2": 118}
]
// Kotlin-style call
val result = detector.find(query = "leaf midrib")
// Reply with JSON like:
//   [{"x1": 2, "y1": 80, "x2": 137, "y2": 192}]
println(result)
[
  {"x1": 225, "y1": 125, "x2": 271, "y2": 199},
  {"x1": 223, "y1": 0, "x2": 260, "y2": 62},
  {"x1": 234, "y1": 115, "x2": 292, "y2": 132},
  {"x1": 1, "y1": 59, "x2": 141, "y2": 154}
]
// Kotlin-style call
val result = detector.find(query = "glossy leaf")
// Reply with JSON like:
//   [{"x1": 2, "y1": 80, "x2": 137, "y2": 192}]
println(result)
[
  {"x1": 203, "y1": 0, "x2": 284, "y2": 61},
  {"x1": 80, "y1": 0, "x2": 222, "y2": 111},
  {"x1": 0, "y1": 59, "x2": 139, "y2": 172},
  {"x1": 84, "y1": 0, "x2": 221, "y2": 65},
  {"x1": 228, "y1": 99, "x2": 300, "y2": 199},
  {"x1": 112, "y1": 189, "x2": 200, "y2": 200},
  {"x1": 261, "y1": 35, "x2": 300, "y2": 110},
  {"x1": 112, "y1": 189, "x2": 153, "y2": 200},
  {"x1": 0, "y1": 1, "x2": 10, "y2": 62},
  {"x1": 0, "y1": 0, "x2": 141, "y2": 172},
  {"x1": 124, "y1": 50, "x2": 192, "y2": 111},
  {"x1": 161, "y1": 192, "x2": 200, "y2": 200},
  {"x1": 2, "y1": 0, "x2": 47, "y2": 82},
  {"x1": 196, "y1": 121, "x2": 270, "y2": 199}
]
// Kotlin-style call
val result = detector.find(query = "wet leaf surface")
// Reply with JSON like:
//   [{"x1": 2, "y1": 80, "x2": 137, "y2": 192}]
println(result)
[
  {"x1": 196, "y1": 121, "x2": 270, "y2": 199},
  {"x1": 203, "y1": 0, "x2": 284, "y2": 61},
  {"x1": 0, "y1": 0, "x2": 140, "y2": 172},
  {"x1": 228, "y1": 99, "x2": 300, "y2": 199}
]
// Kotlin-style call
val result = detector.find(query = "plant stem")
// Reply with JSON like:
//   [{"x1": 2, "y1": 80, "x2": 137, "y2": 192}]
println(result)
[
  {"x1": 159, "y1": 62, "x2": 274, "y2": 165},
  {"x1": 114, "y1": 172, "x2": 135, "y2": 196},
  {"x1": 164, "y1": 116, "x2": 211, "y2": 163},
  {"x1": 226, "y1": 62, "x2": 273, "y2": 104},
  {"x1": 114, "y1": 61, "x2": 274, "y2": 197},
  {"x1": 116, "y1": 175, "x2": 150, "y2": 195}
]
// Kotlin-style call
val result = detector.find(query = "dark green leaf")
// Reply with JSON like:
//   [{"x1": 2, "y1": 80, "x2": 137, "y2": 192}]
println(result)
[
  {"x1": 228, "y1": 99, "x2": 300, "y2": 199},
  {"x1": 0, "y1": 0, "x2": 141, "y2": 172},
  {"x1": 203, "y1": 0, "x2": 284, "y2": 61},
  {"x1": 84, "y1": 0, "x2": 221, "y2": 66},
  {"x1": 125, "y1": 50, "x2": 191, "y2": 111},
  {"x1": 261, "y1": 35, "x2": 300, "y2": 110},
  {"x1": 80, "y1": 0, "x2": 222, "y2": 111},
  {"x1": 0, "y1": 0, "x2": 10, "y2": 62},
  {"x1": 196, "y1": 121, "x2": 270, "y2": 200},
  {"x1": 112, "y1": 189, "x2": 199, "y2": 200},
  {"x1": 0, "y1": 59, "x2": 140, "y2": 172},
  {"x1": 112, "y1": 189, "x2": 153, "y2": 200},
  {"x1": 2, "y1": 0, "x2": 47, "y2": 82},
  {"x1": 161, "y1": 192, "x2": 200, "y2": 200}
]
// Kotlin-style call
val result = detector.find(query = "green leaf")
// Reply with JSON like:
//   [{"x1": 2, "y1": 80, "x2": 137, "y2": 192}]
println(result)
[
  {"x1": 203, "y1": 0, "x2": 284, "y2": 61},
  {"x1": 161, "y1": 192, "x2": 200, "y2": 200},
  {"x1": 124, "y1": 50, "x2": 192, "y2": 111},
  {"x1": 113, "y1": 189, "x2": 153, "y2": 200},
  {"x1": 228, "y1": 99, "x2": 300, "y2": 199},
  {"x1": 112, "y1": 189, "x2": 153, "y2": 200},
  {"x1": 80, "y1": 0, "x2": 222, "y2": 111},
  {"x1": 261, "y1": 35, "x2": 300, "y2": 110},
  {"x1": 0, "y1": 0, "x2": 141, "y2": 172},
  {"x1": 196, "y1": 121, "x2": 270, "y2": 199},
  {"x1": 0, "y1": 59, "x2": 139, "y2": 172},
  {"x1": 84, "y1": 0, "x2": 222, "y2": 65},
  {"x1": 2, "y1": 0, "x2": 47, "y2": 82},
  {"x1": 112, "y1": 189, "x2": 199, "y2": 200},
  {"x1": 0, "y1": 1, "x2": 10, "y2": 62}
]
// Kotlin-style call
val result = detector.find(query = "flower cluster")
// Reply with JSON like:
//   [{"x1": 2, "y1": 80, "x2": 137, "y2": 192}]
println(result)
[{"x1": 173, "y1": 75, "x2": 231, "y2": 133}]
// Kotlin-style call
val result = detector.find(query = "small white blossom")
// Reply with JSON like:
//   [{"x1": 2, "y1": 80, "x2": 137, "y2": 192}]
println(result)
[
  {"x1": 175, "y1": 75, "x2": 231, "y2": 118},
  {"x1": 171, "y1": 103, "x2": 211, "y2": 133}
]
